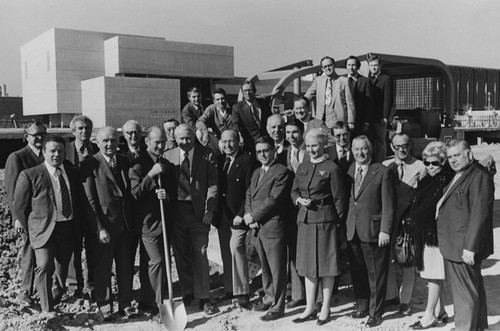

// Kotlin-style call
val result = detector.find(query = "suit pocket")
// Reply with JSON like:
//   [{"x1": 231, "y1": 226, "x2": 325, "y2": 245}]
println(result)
[{"x1": 371, "y1": 218, "x2": 381, "y2": 235}]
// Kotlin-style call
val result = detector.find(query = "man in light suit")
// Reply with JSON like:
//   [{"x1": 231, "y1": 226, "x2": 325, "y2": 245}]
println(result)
[
  {"x1": 232, "y1": 80, "x2": 273, "y2": 154},
  {"x1": 437, "y1": 140, "x2": 494, "y2": 331},
  {"x1": 163, "y1": 124, "x2": 219, "y2": 315},
  {"x1": 305, "y1": 56, "x2": 355, "y2": 130},
  {"x1": 5, "y1": 122, "x2": 46, "y2": 306},
  {"x1": 14, "y1": 135, "x2": 94, "y2": 315},
  {"x1": 346, "y1": 135, "x2": 396, "y2": 328},
  {"x1": 81, "y1": 127, "x2": 137, "y2": 320},
  {"x1": 217, "y1": 129, "x2": 255, "y2": 308},
  {"x1": 244, "y1": 136, "x2": 292, "y2": 321}
]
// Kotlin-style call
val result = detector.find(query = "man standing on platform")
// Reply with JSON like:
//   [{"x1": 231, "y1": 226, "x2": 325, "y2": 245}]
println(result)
[{"x1": 345, "y1": 55, "x2": 373, "y2": 137}]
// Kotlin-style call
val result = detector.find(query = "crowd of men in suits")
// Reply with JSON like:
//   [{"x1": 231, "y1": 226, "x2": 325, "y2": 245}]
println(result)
[{"x1": 4, "y1": 54, "x2": 494, "y2": 330}]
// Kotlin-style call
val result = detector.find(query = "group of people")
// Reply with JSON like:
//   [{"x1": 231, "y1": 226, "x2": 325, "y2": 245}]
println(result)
[{"x1": 4, "y1": 54, "x2": 495, "y2": 331}]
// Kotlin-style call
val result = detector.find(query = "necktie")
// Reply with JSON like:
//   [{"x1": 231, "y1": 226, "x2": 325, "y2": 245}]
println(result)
[
  {"x1": 354, "y1": 167, "x2": 363, "y2": 197},
  {"x1": 257, "y1": 167, "x2": 266, "y2": 184},
  {"x1": 249, "y1": 103, "x2": 260, "y2": 127},
  {"x1": 56, "y1": 167, "x2": 72, "y2": 219},
  {"x1": 371, "y1": 75, "x2": 377, "y2": 83},
  {"x1": 109, "y1": 157, "x2": 118, "y2": 176},
  {"x1": 37, "y1": 150, "x2": 44, "y2": 164},
  {"x1": 348, "y1": 76, "x2": 356, "y2": 95},
  {"x1": 178, "y1": 152, "x2": 191, "y2": 200},
  {"x1": 291, "y1": 148, "x2": 300, "y2": 173},
  {"x1": 325, "y1": 78, "x2": 333, "y2": 106},
  {"x1": 223, "y1": 157, "x2": 231, "y2": 174},
  {"x1": 398, "y1": 162, "x2": 405, "y2": 180}
]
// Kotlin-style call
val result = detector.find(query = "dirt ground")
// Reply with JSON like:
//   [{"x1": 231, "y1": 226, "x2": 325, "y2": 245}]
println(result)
[{"x1": 1, "y1": 143, "x2": 500, "y2": 331}]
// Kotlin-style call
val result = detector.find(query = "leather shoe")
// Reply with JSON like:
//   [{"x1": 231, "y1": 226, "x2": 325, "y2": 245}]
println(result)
[
  {"x1": 235, "y1": 295, "x2": 250, "y2": 309},
  {"x1": 253, "y1": 301, "x2": 271, "y2": 312},
  {"x1": 350, "y1": 310, "x2": 368, "y2": 319},
  {"x1": 199, "y1": 299, "x2": 219, "y2": 315},
  {"x1": 138, "y1": 302, "x2": 158, "y2": 314},
  {"x1": 399, "y1": 303, "x2": 411, "y2": 316},
  {"x1": 16, "y1": 290, "x2": 32, "y2": 306},
  {"x1": 183, "y1": 294, "x2": 194, "y2": 306},
  {"x1": 437, "y1": 311, "x2": 449, "y2": 324},
  {"x1": 410, "y1": 318, "x2": 438, "y2": 329},
  {"x1": 286, "y1": 299, "x2": 306, "y2": 309},
  {"x1": 292, "y1": 309, "x2": 317, "y2": 323},
  {"x1": 218, "y1": 291, "x2": 233, "y2": 302},
  {"x1": 365, "y1": 315, "x2": 382, "y2": 328},
  {"x1": 119, "y1": 306, "x2": 139, "y2": 318},
  {"x1": 259, "y1": 311, "x2": 283, "y2": 322},
  {"x1": 384, "y1": 297, "x2": 400, "y2": 307},
  {"x1": 316, "y1": 311, "x2": 331, "y2": 326}
]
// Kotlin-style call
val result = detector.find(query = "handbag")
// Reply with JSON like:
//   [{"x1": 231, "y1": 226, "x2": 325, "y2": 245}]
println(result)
[{"x1": 393, "y1": 232, "x2": 415, "y2": 266}]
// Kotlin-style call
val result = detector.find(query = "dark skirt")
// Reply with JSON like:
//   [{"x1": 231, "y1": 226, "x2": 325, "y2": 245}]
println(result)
[{"x1": 296, "y1": 221, "x2": 339, "y2": 278}]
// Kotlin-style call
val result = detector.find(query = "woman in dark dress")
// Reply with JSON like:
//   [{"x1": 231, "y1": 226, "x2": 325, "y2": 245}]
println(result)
[{"x1": 290, "y1": 129, "x2": 347, "y2": 325}]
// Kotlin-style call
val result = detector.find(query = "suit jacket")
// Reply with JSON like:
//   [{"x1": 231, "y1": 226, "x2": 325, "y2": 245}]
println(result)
[
  {"x1": 118, "y1": 142, "x2": 147, "y2": 163},
  {"x1": 218, "y1": 151, "x2": 254, "y2": 229},
  {"x1": 245, "y1": 162, "x2": 292, "y2": 238},
  {"x1": 347, "y1": 74, "x2": 374, "y2": 127},
  {"x1": 291, "y1": 159, "x2": 347, "y2": 224},
  {"x1": 65, "y1": 140, "x2": 98, "y2": 168},
  {"x1": 437, "y1": 161, "x2": 494, "y2": 262},
  {"x1": 370, "y1": 73, "x2": 394, "y2": 122},
  {"x1": 181, "y1": 102, "x2": 204, "y2": 128},
  {"x1": 4, "y1": 145, "x2": 42, "y2": 221},
  {"x1": 163, "y1": 145, "x2": 218, "y2": 219},
  {"x1": 13, "y1": 163, "x2": 93, "y2": 249},
  {"x1": 232, "y1": 98, "x2": 272, "y2": 153},
  {"x1": 346, "y1": 163, "x2": 396, "y2": 243},
  {"x1": 129, "y1": 153, "x2": 173, "y2": 237},
  {"x1": 305, "y1": 75, "x2": 355, "y2": 128},
  {"x1": 81, "y1": 153, "x2": 132, "y2": 237}
]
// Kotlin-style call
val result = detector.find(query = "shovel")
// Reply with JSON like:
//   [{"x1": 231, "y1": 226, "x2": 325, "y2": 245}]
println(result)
[{"x1": 158, "y1": 176, "x2": 187, "y2": 330}]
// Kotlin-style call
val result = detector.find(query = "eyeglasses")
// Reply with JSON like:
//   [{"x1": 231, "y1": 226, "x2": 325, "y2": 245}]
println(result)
[
  {"x1": 423, "y1": 160, "x2": 441, "y2": 166},
  {"x1": 393, "y1": 144, "x2": 408, "y2": 150},
  {"x1": 27, "y1": 132, "x2": 47, "y2": 138}
]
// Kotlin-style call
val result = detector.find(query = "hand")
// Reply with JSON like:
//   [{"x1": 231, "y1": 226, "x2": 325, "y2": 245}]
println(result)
[
  {"x1": 201, "y1": 131, "x2": 209, "y2": 146},
  {"x1": 462, "y1": 249, "x2": 475, "y2": 265},
  {"x1": 249, "y1": 222, "x2": 260, "y2": 229},
  {"x1": 14, "y1": 219, "x2": 24, "y2": 234},
  {"x1": 233, "y1": 215, "x2": 243, "y2": 226},
  {"x1": 378, "y1": 232, "x2": 390, "y2": 247},
  {"x1": 243, "y1": 213, "x2": 253, "y2": 225},
  {"x1": 98, "y1": 229, "x2": 110, "y2": 244},
  {"x1": 156, "y1": 188, "x2": 167, "y2": 200},
  {"x1": 296, "y1": 198, "x2": 311, "y2": 207},
  {"x1": 148, "y1": 163, "x2": 164, "y2": 178},
  {"x1": 348, "y1": 123, "x2": 355, "y2": 130},
  {"x1": 202, "y1": 211, "x2": 214, "y2": 226}
]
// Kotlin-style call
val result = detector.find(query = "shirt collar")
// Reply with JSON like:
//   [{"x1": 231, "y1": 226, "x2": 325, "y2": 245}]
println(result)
[
  {"x1": 147, "y1": 151, "x2": 161, "y2": 163},
  {"x1": 44, "y1": 161, "x2": 65, "y2": 176},
  {"x1": 348, "y1": 73, "x2": 358, "y2": 81},
  {"x1": 101, "y1": 152, "x2": 115, "y2": 163},
  {"x1": 28, "y1": 143, "x2": 41, "y2": 156}
]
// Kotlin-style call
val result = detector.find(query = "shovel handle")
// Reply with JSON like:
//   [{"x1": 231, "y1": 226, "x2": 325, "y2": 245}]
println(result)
[{"x1": 158, "y1": 176, "x2": 174, "y2": 304}]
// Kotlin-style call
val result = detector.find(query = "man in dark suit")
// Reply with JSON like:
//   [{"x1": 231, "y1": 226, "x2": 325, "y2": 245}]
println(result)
[
  {"x1": 326, "y1": 121, "x2": 355, "y2": 174},
  {"x1": 13, "y1": 135, "x2": 94, "y2": 315},
  {"x1": 120, "y1": 120, "x2": 145, "y2": 162},
  {"x1": 244, "y1": 136, "x2": 292, "y2": 321},
  {"x1": 437, "y1": 140, "x2": 494, "y2": 331},
  {"x1": 217, "y1": 129, "x2": 254, "y2": 308},
  {"x1": 368, "y1": 55, "x2": 393, "y2": 163},
  {"x1": 181, "y1": 87, "x2": 204, "y2": 128},
  {"x1": 81, "y1": 126, "x2": 137, "y2": 319},
  {"x1": 162, "y1": 118, "x2": 179, "y2": 152},
  {"x1": 5, "y1": 122, "x2": 46, "y2": 306},
  {"x1": 163, "y1": 124, "x2": 219, "y2": 315},
  {"x1": 130, "y1": 126, "x2": 172, "y2": 314},
  {"x1": 266, "y1": 114, "x2": 289, "y2": 166},
  {"x1": 65, "y1": 115, "x2": 99, "y2": 298},
  {"x1": 346, "y1": 56, "x2": 374, "y2": 138},
  {"x1": 346, "y1": 135, "x2": 396, "y2": 328},
  {"x1": 232, "y1": 80, "x2": 272, "y2": 154}
]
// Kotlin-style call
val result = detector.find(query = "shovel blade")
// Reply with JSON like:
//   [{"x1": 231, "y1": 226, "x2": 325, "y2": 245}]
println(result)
[{"x1": 159, "y1": 298, "x2": 187, "y2": 331}]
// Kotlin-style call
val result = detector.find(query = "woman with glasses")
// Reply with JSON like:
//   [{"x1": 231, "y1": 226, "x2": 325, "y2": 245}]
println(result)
[{"x1": 290, "y1": 129, "x2": 347, "y2": 325}]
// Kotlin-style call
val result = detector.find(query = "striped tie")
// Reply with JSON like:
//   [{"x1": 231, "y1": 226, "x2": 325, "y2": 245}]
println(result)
[
  {"x1": 178, "y1": 152, "x2": 190, "y2": 200},
  {"x1": 354, "y1": 167, "x2": 363, "y2": 197}
]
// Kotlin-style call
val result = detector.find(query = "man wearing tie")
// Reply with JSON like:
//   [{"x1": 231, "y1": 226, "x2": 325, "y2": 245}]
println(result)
[
  {"x1": 120, "y1": 120, "x2": 144, "y2": 162},
  {"x1": 163, "y1": 124, "x2": 219, "y2": 315},
  {"x1": 81, "y1": 126, "x2": 137, "y2": 320},
  {"x1": 162, "y1": 118, "x2": 179, "y2": 152},
  {"x1": 266, "y1": 115, "x2": 288, "y2": 166},
  {"x1": 14, "y1": 135, "x2": 94, "y2": 316},
  {"x1": 292, "y1": 96, "x2": 332, "y2": 145},
  {"x1": 244, "y1": 136, "x2": 292, "y2": 321},
  {"x1": 5, "y1": 122, "x2": 46, "y2": 306},
  {"x1": 217, "y1": 129, "x2": 255, "y2": 307},
  {"x1": 130, "y1": 126, "x2": 172, "y2": 314},
  {"x1": 305, "y1": 56, "x2": 355, "y2": 130},
  {"x1": 346, "y1": 135, "x2": 396, "y2": 328}
]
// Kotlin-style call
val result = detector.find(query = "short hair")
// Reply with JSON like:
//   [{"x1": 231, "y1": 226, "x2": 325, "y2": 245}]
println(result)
[
  {"x1": 346, "y1": 55, "x2": 361, "y2": 68},
  {"x1": 320, "y1": 56, "x2": 335, "y2": 66},
  {"x1": 422, "y1": 141, "x2": 447, "y2": 163},
  {"x1": 174, "y1": 123, "x2": 195, "y2": 137},
  {"x1": 70, "y1": 115, "x2": 93, "y2": 131},
  {"x1": 446, "y1": 139, "x2": 471, "y2": 151},
  {"x1": 293, "y1": 95, "x2": 310, "y2": 107},
  {"x1": 367, "y1": 54, "x2": 381, "y2": 64},
  {"x1": 122, "y1": 120, "x2": 142, "y2": 133},
  {"x1": 220, "y1": 129, "x2": 240, "y2": 143},
  {"x1": 305, "y1": 128, "x2": 326, "y2": 146},
  {"x1": 256, "y1": 136, "x2": 275, "y2": 150},
  {"x1": 267, "y1": 114, "x2": 284, "y2": 127},
  {"x1": 162, "y1": 118, "x2": 180, "y2": 127},
  {"x1": 24, "y1": 121, "x2": 46, "y2": 134},
  {"x1": 391, "y1": 132, "x2": 411, "y2": 144},
  {"x1": 187, "y1": 87, "x2": 201, "y2": 97},
  {"x1": 352, "y1": 135, "x2": 373, "y2": 152},
  {"x1": 97, "y1": 126, "x2": 117, "y2": 139},
  {"x1": 212, "y1": 88, "x2": 227, "y2": 98},
  {"x1": 145, "y1": 126, "x2": 165, "y2": 139},
  {"x1": 332, "y1": 121, "x2": 350, "y2": 133},
  {"x1": 42, "y1": 135, "x2": 65, "y2": 150},
  {"x1": 241, "y1": 80, "x2": 256, "y2": 92},
  {"x1": 285, "y1": 119, "x2": 304, "y2": 133}
]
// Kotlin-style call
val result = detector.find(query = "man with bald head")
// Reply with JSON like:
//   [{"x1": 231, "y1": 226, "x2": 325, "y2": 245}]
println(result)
[
  {"x1": 81, "y1": 127, "x2": 136, "y2": 319},
  {"x1": 121, "y1": 120, "x2": 144, "y2": 162},
  {"x1": 130, "y1": 126, "x2": 172, "y2": 315},
  {"x1": 164, "y1": 124, "x2": 219, "y2": 315}
]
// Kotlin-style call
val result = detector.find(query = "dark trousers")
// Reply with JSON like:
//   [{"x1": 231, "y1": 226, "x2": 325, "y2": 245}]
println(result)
[
  {"x1": 34, "y1": 221, "x2": 75, "y2": 312},
  {"x1": 67, "y1": 228, "x2": 95, "y2": 291},
  {"x1": 218, "y1": 212, "x2": 233, "y2": 293},
  {"x1": 19, "y1": 232, "x2": 35, "y2": 294},
  {"x1": 286, "y1": 220, "x2": 304, "y2": 301},
  {"x1": 256, "y1": 233, "x2": 287, "y2": 314},
  {"x1": 172, "y1": 202, "x2": 210, "y2": 299},
  {"x1": 130, "y1": 232, "x2": 156, "y2": 305},
  {"x1": 142, "y1": 233, "x2": 165, "y2": 306},
  {"x1": 348, "y1": 231, "x2": 390, "y2": 317},
  {"x1": 94, "y1": 230, "x2": 133, "y2": 311},
  {"x1": 444, "y1": 259, "x2": 488, "y2": 331}
]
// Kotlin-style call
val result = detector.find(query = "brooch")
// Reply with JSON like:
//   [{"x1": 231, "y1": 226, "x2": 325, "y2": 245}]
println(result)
[{"x1": 318, "y1": 170, "x2": 327, "y2": 176}]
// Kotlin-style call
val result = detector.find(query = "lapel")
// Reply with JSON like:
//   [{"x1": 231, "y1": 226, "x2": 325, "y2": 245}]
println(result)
[
  {"x1": 355, "y1": 164, "x2": 379, "y2": 199},
  {"x1": 254, "y1": 162, "x2": 276, "y2": 195},
  {"x1": 40, "y1": 164, "x2": 57, "y2": 208},
  {"x1": 242, "y1": 102, "x2": 257, "y2": 128},
  {"x1": 439, "y1": 164, "x2": 473, "y2": 205},
  {"x1": 191, "y1": 146, "x2": 201, "y2": 180},
  {"x1": 227, "y1": 151, "x2": 242, "y2": 181},
  {"x1": 96, "y1": 153, "x2": 124, "y2": 195}
]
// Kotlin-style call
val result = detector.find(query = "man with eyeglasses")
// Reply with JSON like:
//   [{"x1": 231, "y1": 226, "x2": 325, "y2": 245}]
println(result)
[
  {"x1": 382, "y1": 133, "x2": 426, "y2": 316},
  {"x1": 120, "y1": 120, "x2": 145, "y2": 162},
  {"x1": 162, "y1": 118, "x2": 179, "y2": 152},
  {"x1": 292, "y1": 96, "x2": 332, "y2": 146},
  {"x1": 5, "y1": 121, "x2": 47, "y2": 306},
  {"x1": 305, "y1": 56, "x2": 355, "y2": 130}
]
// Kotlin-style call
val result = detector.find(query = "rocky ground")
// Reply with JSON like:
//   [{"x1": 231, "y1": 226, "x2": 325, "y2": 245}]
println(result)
[{"x1": 1, "y1": 143, "x2": 500, "y2": 330}]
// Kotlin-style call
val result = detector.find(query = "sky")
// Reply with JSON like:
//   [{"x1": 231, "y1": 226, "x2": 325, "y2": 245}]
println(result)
[{"x1": 1, "y1": 0, "x2": 499, "y2": 96}]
